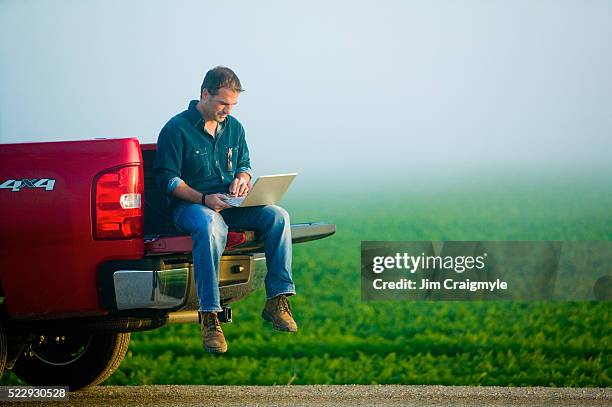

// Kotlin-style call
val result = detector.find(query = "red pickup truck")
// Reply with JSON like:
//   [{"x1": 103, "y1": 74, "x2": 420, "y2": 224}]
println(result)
[{"x1": 0, "y1": 138, "x2": 334, "y2": 390}]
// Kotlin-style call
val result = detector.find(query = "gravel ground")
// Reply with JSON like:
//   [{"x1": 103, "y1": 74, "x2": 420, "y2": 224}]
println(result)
[{"x1": 8, "y1": 385, "x2": 611, "y2": 407}]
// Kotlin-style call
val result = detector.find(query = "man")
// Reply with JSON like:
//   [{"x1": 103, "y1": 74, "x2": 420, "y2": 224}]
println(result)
[{"x1": 154, "y1": 66, "x2": 297, "y2": 354}]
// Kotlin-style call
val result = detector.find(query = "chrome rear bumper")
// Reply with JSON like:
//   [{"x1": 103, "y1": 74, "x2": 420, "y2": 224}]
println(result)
[
  {"x1": 110, "y1": 254, "x2": 266, "y2": 312},
  {"x1": 113, "y1": 267, "x2": 189, "y2": 310}
]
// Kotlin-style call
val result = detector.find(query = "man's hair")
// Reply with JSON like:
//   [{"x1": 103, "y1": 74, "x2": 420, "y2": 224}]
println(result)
[{"x1": 200, "y1": 66, "x2": 244, "y2": 95}]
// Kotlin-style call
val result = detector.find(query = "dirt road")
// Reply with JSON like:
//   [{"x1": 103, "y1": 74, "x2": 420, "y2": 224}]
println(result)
[{"x1": 11, "y1": 385, "x2": 611, "y2": 406}]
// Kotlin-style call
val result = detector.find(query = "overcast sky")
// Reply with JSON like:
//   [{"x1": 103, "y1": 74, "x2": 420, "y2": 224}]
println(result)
[{"x1": 1, "y1": 0, "x2": 610, "y2": 187}]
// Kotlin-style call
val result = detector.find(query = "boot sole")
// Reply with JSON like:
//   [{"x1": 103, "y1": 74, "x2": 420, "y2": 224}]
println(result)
[{"x1": 204, "y1": 345, "x2": 228, "y2": 354}]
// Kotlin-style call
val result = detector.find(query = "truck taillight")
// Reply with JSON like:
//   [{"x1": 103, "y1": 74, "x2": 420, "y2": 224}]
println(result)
[{"x1": 93, "y1": 164, "x2": 143, "y2": 239}]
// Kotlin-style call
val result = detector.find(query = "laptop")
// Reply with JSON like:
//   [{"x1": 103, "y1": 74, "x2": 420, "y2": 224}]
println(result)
[{"x1": 222, "y1": 173, "x2": 297, "y2": 207}]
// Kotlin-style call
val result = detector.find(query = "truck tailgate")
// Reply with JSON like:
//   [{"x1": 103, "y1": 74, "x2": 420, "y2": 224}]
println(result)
[{"x1": 144, "y1": 222, "x2": 335, "y2": 255}]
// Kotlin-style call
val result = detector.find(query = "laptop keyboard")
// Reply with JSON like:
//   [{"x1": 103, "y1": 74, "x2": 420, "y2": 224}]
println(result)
[{"x1": 223, "y1": 195, "x2": 245, "y2": 207}]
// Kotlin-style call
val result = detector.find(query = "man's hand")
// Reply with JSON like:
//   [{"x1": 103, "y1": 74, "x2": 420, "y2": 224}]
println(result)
[
  {"x1": 204, "y1": 193, "x2": 232, "y2": 212},
  {"x1": 228, "y1": 173, "x2": 251, "y2": 197}
]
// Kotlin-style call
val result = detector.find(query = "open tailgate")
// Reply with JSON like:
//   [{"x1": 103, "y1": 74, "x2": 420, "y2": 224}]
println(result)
[{"x1": 145, "y1": 222, "x2": 335, "y2": 255}]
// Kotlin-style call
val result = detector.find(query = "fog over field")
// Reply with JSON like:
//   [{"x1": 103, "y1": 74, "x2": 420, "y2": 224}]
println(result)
[{"x1": 1, "y1": 0, "x2": 611, "y2": 190}]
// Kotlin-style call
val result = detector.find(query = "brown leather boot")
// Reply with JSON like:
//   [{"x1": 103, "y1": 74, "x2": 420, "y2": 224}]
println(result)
[
  {"x1": 199, "y1": 311, "x2": 228, "y2": 353},
  {"x1": 262, "y1": 294, "x2": 298, "y2": 332}
]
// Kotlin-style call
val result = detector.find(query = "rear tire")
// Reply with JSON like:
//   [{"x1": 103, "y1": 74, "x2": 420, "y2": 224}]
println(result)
[{"x1": 13, "y1": 332, "x2": 130, "y2": 391}]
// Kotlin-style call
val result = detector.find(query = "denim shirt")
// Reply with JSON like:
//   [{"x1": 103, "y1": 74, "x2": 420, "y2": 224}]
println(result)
[{"x1": 154, "y1": 100, "x2": 252, "y2": 208}]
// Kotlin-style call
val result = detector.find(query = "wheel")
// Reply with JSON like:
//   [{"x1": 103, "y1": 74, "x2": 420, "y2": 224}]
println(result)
[
  {"x1": 13, "y1": 332, "x2": 130, "y2": 391},
  {"x1": 0, "y1": 317, "x2": 7, "y2": 378}
]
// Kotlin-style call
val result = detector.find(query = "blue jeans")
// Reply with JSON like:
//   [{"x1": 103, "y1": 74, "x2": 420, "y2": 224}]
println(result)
[{"x1": 173, "y1": 203, "x2": 296, "y2": 312}]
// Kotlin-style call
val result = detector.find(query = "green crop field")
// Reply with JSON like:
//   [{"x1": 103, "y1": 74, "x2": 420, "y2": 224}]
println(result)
[{"x1": 2, "y1": 174, "x2": 610, "y2": 386}]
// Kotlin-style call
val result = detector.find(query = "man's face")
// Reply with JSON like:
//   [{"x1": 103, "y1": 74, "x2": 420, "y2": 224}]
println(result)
[{"x1": 201, "y1": 87, "x2": 239, "y2": 122}]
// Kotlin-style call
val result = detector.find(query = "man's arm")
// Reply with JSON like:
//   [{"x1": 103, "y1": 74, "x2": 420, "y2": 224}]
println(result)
[
  {"x1": 228, "y1": 125, "x2": 253, "y2": 196},
  {"x1": 235, "y1": 125, "x2": 252, "y2": 177},
  {"x1": 154, "y1": 125, "x2": 184, "y2": 195},
  {"x1": 171, "y1": 181, "x2": 230, "y2": 212}
]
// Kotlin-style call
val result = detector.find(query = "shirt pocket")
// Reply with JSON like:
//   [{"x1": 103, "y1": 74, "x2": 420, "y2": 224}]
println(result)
[{"x1": 187, "y1": 148, "x2": 212, "y2": 178}]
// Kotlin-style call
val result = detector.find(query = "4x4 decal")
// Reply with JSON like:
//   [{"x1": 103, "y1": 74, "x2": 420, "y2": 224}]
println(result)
[{"x1": 0, "y1": 178, "x2": 56, "y2": 191}]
